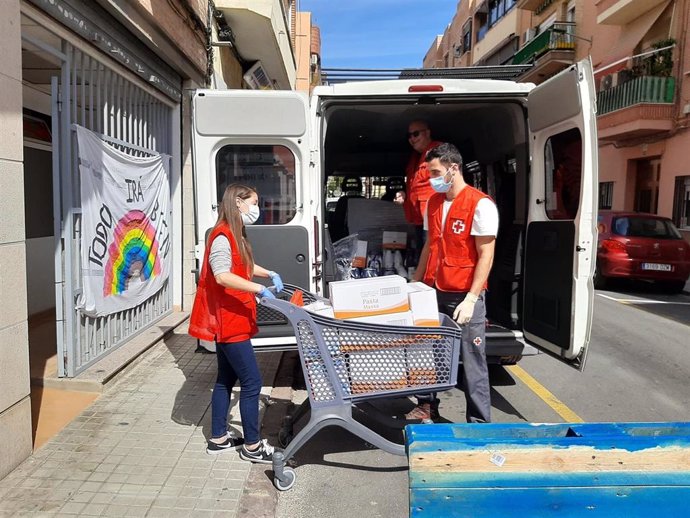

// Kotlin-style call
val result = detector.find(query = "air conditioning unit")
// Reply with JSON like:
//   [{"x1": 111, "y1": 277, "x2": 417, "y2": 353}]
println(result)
[
  {"x1": 310, "y1": 54, "x2": 319, "y2": 66},
  {"x1": 523, "y1": 27, "x2": 537, "y2": 43},
  {"x1": 243, "y1": 61, "x2": 274, "y2": 90}
]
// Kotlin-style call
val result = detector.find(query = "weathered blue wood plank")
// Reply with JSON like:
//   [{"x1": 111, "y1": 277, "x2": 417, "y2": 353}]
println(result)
[
  {"x1": 409, "y1": 470, "x2": 690, "y2": 489},
  {"x1": 410, "y1": 486, "x2": 690, "y2": 518},
  {"x1": 407, "y1": 422, "x2": 690, "y2": 517},
  {"x1": 405, "y1": 424, "x2": 690, "y2": 461},
  {"x1": 406, "y1": 422, "x2": 690, "y2": 453}
]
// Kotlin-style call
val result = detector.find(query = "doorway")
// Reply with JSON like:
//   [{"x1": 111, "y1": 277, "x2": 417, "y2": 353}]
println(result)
[{"x1": 634, "y1": 158, "x2": 660, "y2": 213}]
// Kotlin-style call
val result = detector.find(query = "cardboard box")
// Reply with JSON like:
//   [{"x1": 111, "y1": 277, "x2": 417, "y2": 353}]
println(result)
[
  {"x1": 407, "y1": 282, "x2": 440, "y2": 326},
  {"x1": 303, "y1": 300, "x2": 335, "y2": 319},
  {"x1": 352, "y1": 240, "x2": 368, "y2": 268},
  {"x1": 329, "y1": 275, "x2": 409, "y2": 319},
  {"x1": 350, "y1": 311, "x2": 414, "y2": 326},
  {"x1": 382, "y1": 231, "x2": 407, "y2": 249}
]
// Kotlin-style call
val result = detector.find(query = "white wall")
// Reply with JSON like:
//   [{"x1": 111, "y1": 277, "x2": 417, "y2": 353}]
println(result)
[{"x1": 0, "y1": 0, "x2": 33, "y2": 481}]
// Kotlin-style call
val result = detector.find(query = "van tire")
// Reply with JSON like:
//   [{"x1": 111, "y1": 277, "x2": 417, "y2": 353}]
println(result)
[{"x1": 500, "y1": 355, "x2": 522, "y2": 366}]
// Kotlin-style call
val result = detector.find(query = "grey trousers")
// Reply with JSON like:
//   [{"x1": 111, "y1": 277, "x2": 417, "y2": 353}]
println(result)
[{"x1": 416, "y1": 290, "x2": 491, "y2": 423}]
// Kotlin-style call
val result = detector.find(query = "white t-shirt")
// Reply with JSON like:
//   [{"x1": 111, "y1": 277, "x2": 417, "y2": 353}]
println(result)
[{"x1": 423, "y1": 197, "x2": 499, "y2": 236}]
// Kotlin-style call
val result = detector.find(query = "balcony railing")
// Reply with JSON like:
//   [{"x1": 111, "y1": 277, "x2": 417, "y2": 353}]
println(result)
[
  {"x1": 597, "y1": 76, "x2": 675, "y2": 115},
  {"x1": 512, "y1": 23, "x2": 576, "y2": 65}
]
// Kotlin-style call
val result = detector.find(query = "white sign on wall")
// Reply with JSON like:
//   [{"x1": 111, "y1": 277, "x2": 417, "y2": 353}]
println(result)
[{"x1": 76, "y1": 125, "x2": 171, "y2": 316}]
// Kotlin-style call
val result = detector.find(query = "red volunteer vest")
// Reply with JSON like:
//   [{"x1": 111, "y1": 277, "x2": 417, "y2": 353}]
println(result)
[
  {"x1": 423, "y1": 186, "x2": 491, "y2": 292},
  {"x1": 404, "y1": 141, "x2": 442, "y2": 225},
  {"x1": 188, "y1": 223, "x2": 258, "y2": 343}
]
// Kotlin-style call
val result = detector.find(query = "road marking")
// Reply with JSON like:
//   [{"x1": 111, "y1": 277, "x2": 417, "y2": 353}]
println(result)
[
  {"x1": 597, "y1": 293, "x2": 690, "y2": 305},
  {"x1": 506, "y1": 364, "x2": 584, "y2": 423}
]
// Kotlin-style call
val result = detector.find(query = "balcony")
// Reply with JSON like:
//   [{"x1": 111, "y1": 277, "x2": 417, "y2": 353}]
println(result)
[
  {"x1": 512, "y1": 23, "x2": 576, "y2": 83},
  {"x1": 517, "y1": 0, "x2": 556, "y2": 12},
  {"x1": 597, "y1": 0, "x2": 670, "y2": 25},
  {"x1": 597, "y1": 76, "x2": 675, "y2": 141},
  {"x1": 215, "y1": 0, "x2": 296, "y2": 89}
]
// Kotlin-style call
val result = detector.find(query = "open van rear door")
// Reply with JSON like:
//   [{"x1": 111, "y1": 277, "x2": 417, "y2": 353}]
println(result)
[
  {"x1": 523, "y1": 59, "x2": 598, "y2": 370},
  {"x1": 192, "y1": 90, "x2": 313, "y2": 349}
]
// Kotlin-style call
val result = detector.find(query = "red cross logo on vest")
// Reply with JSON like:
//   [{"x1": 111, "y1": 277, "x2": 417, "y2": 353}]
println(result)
[
  {"x1": 452, "y1": 219, "x2": 466, "y2": 234},
  {"x1": 473, "y1": 337, "x2": 482, "y2": 346}
]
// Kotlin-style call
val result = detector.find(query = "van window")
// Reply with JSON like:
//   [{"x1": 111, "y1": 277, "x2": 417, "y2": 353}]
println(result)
[
  {"x1": 327, "y1": 175, "x2": 393, "y2": 200},
  {"x1": 216, "y1": 145, "x2": 297, "y2": 224},
  {"x1": 544, "y1": 128, "x2": 582, "y2": 220}
]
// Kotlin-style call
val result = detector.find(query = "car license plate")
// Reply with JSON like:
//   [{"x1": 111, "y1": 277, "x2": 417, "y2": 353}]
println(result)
[{"x1": 641, "y1": 263, "x2": 673, "y2": 271}]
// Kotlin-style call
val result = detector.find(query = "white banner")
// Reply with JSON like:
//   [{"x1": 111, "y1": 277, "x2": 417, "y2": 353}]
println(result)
[{"x1": 76, "y1": 125, "x2": 171, "y2": 317}]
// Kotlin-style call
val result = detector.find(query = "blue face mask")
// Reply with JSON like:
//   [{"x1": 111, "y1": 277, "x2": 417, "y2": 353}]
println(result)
[{"x1": 429, "y1": 169, "x2": 453, "y2": 193}]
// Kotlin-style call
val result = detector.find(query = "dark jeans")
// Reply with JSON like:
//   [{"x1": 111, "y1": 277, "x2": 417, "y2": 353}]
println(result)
[
  {"x1": 211, "y1": 339, "x2": 263, "y2": 443},
  {"x1": 416, "y1": 290, "x2": 491, "y2": 423}
]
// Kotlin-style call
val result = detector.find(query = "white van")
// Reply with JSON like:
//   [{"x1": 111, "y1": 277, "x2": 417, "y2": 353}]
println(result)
[{"x1": 191, "y1": 59, "x2": 598, "y2": 370}]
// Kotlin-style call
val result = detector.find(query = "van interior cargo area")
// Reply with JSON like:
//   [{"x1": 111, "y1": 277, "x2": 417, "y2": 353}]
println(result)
[{"x1": 320, "y1": 99, "x2": 529, "y2": 333}]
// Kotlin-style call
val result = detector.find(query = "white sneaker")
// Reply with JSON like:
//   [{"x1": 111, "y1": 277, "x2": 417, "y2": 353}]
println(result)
[{"x1": 239, "y1": 439, "x2": 277, "y2": 464}]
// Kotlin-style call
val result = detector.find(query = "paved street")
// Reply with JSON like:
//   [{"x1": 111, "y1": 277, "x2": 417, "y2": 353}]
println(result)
[
  {"x1": 0, "y1": 285, "x2": 687, "y2": 517},
  {"x1": 274, "y1": 286, "x2": 690, "y2": 517},
  {"x1": 0, "y1": 326, "x2": 281, "y2": 517}
]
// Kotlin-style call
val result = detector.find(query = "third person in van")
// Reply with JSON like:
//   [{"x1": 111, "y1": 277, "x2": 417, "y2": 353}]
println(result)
[{"x1": 403, "y1": 119, "x2": 441, "y2": 259}]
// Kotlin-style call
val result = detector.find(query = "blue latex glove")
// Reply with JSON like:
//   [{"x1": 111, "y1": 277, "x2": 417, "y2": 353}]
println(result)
[
  {"x1": 269, "y1": 271, "x2": 284, "y2": 293},
  {"x1": 257, "y1": 286, "x2": 276, "y2": 300}
]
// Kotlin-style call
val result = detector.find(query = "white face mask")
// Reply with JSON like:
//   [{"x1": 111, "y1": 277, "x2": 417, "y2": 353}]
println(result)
[{"x1": 239, "y1": 199, "x2": 260, "y2": 225}]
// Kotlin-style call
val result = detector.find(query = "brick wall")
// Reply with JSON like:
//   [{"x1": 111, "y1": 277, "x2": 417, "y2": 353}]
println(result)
[{"x1": 132, "y1": 0, "x2": 208, "y2": 78}]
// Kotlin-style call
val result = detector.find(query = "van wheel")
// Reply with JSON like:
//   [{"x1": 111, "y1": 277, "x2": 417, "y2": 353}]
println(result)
[
  {"x1": 593, "y1": 267, "x2": 607, "y2": 290},
  {"x1": 657, "y1": 280, "x2": 685, "y2": 294},
  {"x1": 500, "y1": 355, "x2": 522, "y2": 366}
]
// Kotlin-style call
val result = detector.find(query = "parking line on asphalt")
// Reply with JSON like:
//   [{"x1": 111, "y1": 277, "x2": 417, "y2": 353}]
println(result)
[
  {"x1": 597, "y1": 293, "x2": 690, "y2": 305},
  {"x1": 506, "y1": 365, "x2": 584, "y2": 423}
]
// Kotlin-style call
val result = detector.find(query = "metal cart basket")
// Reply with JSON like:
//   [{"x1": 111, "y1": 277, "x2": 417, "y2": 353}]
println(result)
[{"x1": 262, "y1": 287, "x2": 462, "y2": 490}]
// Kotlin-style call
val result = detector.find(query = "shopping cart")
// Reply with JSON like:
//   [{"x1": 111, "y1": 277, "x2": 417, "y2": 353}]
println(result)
[{"x1": 261, "y1": 286, "x2": 462, "y2": 491}]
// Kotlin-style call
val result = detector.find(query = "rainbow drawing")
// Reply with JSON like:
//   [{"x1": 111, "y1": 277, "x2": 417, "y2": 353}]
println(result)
[{"x1": 103, "y1": 210, "x2": 162, "y2": 296}]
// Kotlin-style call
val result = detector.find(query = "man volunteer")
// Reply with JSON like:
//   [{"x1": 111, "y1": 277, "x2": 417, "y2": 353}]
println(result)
[
  {"x1": 403, "y1": 120, "x2": 441, "y2": 258},
  {"x1": 410, "y1": 143, "x2": 498, "y2": 424}
]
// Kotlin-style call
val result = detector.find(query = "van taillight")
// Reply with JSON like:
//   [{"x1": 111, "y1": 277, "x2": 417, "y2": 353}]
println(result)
[
  {"x1": 408, "y1": 85, "x2": 444, "y2": 92},
  {"x1": 602, "y1": 239, "x2": 627, "y2": 253}
]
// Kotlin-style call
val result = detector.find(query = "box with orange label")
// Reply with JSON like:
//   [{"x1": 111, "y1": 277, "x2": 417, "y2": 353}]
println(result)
[
  {"x1": 329, "y1": 275, "x2": 409, "y2": 320},
  {"x1": 303, "y1": 301, "x2": 335, "y2": 319},
  {"x1": 350, "y1": 311, "x2": 414, "y2": 326},
  {"x1": 406, "y1": 282, "x2": 441, "y2": 326},
  {"x1": 382, "y1": 231, "x2": 407, "y2": 249}
]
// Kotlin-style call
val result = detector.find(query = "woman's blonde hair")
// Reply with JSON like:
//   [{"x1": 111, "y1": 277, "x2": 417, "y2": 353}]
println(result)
[{"x1": 216, "y1": 184, "x2": 256, "y2": 273}]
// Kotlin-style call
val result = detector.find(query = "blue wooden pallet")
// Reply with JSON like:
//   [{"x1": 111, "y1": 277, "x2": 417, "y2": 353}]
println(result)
[{"x1": 405, "y1": 422, "x2": 690, "y2": 517}]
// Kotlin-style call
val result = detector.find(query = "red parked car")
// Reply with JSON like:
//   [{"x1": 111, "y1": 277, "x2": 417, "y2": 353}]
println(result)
[{"x1": 596, "y1": 211, "x2": 690, "y2": 293}]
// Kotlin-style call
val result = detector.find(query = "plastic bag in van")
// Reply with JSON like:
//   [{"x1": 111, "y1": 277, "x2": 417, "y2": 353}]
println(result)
[{"x1": 332, "y1": 234, "x2": 359, "y2": 281}]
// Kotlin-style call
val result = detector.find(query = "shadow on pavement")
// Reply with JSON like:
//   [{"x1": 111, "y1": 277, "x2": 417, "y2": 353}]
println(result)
[
  {"x1": 604, "y1": 278, "x2": 688, "y2": 296},
  {"x1": 166, "y1": 337, "x2": 280, "y2": 444},
  {"x1": 488, "y1": 363, "x2": 518, "y2": 386}
]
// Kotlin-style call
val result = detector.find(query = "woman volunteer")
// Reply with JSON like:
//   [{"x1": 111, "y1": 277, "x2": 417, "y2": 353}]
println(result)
[{"x1": 189, "y1": 184, "x2": 284, "y2": 463}]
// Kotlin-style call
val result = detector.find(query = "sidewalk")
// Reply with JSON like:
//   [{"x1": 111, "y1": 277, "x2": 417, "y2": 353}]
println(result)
[{"x1": 0, "y1": 322, "x2": 283, "y2": 517}]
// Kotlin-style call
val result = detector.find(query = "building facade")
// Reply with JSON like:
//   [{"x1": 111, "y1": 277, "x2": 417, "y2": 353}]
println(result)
[
  {"x1": 424, "y1": 0, "x2": 690, "y2": 241},
  {"x1": 1, "y1": 0, "x2": 319, "y2": 480},
  {"x1": 592, "y1": 0, "x2": 690, "y2": 242}
]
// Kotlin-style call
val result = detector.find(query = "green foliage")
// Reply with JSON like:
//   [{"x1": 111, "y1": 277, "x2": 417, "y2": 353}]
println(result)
[{"x1": 632, "y1": 39, "x2": 675, "y2": 78}]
